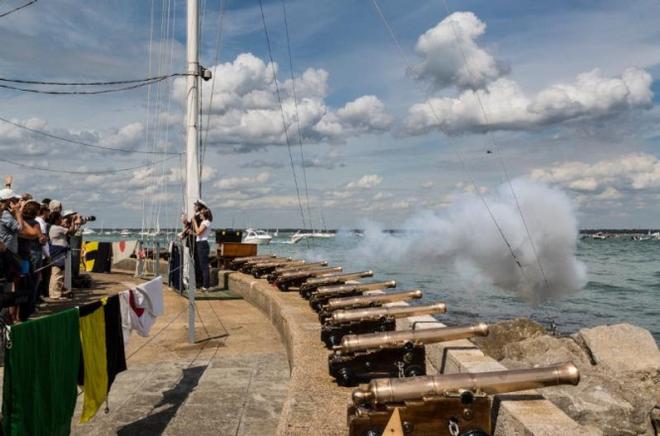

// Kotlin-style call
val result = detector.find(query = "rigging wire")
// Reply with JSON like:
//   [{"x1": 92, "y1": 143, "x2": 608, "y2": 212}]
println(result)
[
  {"x1": 368, "y1": 0, "x2": 528, "y2": 275},
  {"x1": 0, "y1": 75, "x2": 181, "y2": 95},
  {"x1": 0, "y1": 154, "x2": 178, "y2": 175},
  {"x1": 258, "y1": 0, "x2": 309, "y2": 232},
  {"x1": 0, "y1": 0, "x2": 36, "y2": 18},
  {"x1": 0, "y1": 115, "x2": 181, "y2": 155},
  {"x1": 200, "y1": 0, "x2": 228, "y2": 179},
  {"x1": 0, "y1": 73, "x2": 184, "y2": 86},
  {"x1": 280, "y1": 0, "x2": 315, "y2": 232},
  {"x1": 439, "y1": 0, "x2": 549, "y2": 288}
]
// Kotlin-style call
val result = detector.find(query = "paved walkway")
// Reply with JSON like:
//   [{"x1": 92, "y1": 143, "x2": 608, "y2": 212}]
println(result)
[{"x1": 3, "y1": 272, "x2": 290, "y2": 436}]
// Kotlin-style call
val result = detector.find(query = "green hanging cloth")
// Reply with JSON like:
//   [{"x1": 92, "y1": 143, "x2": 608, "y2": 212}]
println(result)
[{"x1": 2, "y1": 308, "x2": 81, "y2": 436}]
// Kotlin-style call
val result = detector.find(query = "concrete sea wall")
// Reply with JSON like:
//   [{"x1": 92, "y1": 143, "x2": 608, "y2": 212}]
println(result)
[{"x1": 226, "y1": 271, "x2": 600, "y2": 436}]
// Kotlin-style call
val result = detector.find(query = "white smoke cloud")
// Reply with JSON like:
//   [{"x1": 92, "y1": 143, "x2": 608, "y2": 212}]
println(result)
[
  {"x1": 409, "y1": 12, "x2": 506, "y2": 89},
  {"x1": 406, "y1": 68, "x2": 653, "y2": 135},
  {"x1": 356, "y1": 179, "x2": 587, "y2": 304}
]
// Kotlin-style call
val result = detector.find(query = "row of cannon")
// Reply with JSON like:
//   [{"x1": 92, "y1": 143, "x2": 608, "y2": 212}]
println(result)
[{"x1": 229, "y1": 255, "x2": 580, "y2": 436}]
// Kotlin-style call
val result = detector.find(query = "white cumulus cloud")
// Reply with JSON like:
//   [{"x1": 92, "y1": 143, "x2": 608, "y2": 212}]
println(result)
[
  {"x1": 172, "y1": 53, "x2": 393, "y2": 150},
  {"x1": 405, "y1": 68, "x2": 653, "y2": 135},
  {"x1": 346, "y1": 174, "x2": 383, "y2": 190},
  {"x1": 409, "y1": 12, "x2": 506, "y2": 90}
]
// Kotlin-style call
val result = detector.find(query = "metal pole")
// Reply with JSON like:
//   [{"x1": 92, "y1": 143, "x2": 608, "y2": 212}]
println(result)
[
  {"x1": 185, "y1": 0, "x2": 200, "y2": 344},
  {"x1": 187, "y1": 252, "x2": 196, "y2": 344},
  {"x1": 64, "y1": 250, "x2": 72, "y2": 292}
]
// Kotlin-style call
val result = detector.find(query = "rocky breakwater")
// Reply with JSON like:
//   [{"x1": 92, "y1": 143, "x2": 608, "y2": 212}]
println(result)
[{"x1": 474, "y1": 319, "x2": 660, "y2": 436}]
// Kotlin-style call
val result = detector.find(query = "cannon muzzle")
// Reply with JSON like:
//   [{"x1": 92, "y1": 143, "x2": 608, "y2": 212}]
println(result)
[
  {"x1": 336, "y1": 323, "x2": 488, "y2": 354},
  {"x1": 324, "y1": 289, "x2": 420, "y2": 311},
  {"x1": 352, "y1": 362, "x2": 580, "y2": 406},
  {"x1": 329, "y1": 302, "x2": 447, "y2": 325}
]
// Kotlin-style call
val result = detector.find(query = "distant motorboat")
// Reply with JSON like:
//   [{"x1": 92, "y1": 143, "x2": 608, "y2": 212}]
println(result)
[
  {"x1": 82, "y1": 227, "x2": 96, "y2": 236},
  {"x1": 120, "y1": 229, "x2": 131, "y2": 236},
  {"x1": 243, "y1": 228, "x2": 272, "y2": 245}
]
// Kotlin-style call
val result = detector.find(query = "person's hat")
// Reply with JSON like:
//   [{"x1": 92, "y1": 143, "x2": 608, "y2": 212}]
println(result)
[
  {"x1": 49, "y1": 200, "x2": 62, "y2": 212},
  {"x1": 195, "y1": 198, "x2": 209, "y2": 209},
  {"x1": 0, "y1": 188, "x2": 20, "y2": 201},
  {"x1": 62, "y1": 209, "x2": 76, "y2": 218}
]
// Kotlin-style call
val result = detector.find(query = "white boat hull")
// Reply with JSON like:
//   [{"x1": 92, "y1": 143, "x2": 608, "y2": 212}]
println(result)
[{"x1": 243, "y1": 237, "x2": 272, "y2": 245}]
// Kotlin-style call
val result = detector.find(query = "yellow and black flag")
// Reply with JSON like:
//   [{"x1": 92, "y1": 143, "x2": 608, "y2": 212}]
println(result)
[{"x1": 77, "y1": 294, "x2": 127, "y2": 423}]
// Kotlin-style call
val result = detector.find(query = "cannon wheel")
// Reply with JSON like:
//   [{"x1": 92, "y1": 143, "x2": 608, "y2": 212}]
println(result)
[
  {"x1": 404, "y1": 365, "x2": 424, "y2": 377},
  {"x1": 336, "y1": 367, "x2": 354, "y2": 387}
]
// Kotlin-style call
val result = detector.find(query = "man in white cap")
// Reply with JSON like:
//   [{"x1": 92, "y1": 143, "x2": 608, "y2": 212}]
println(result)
[{"x1": 0, "y1": 188, "x2": 25, "y2": 254}]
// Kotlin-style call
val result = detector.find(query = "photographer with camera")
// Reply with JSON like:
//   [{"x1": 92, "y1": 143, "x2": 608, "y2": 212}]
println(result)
[
  {"x1": 180, "y1": 199, "x2": 213, "y2": 291},
  {"x1": 47, "y1": 210, "x2": 80, "y2": 301},
  {"x1": 16, "y1": 200, "x2": 47, "y2": 320}
]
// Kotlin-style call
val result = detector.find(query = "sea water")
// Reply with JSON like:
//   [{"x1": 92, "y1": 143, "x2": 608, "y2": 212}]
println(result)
[{"x1": 93, "y1": 230, "x2": 659, "y2": 341}]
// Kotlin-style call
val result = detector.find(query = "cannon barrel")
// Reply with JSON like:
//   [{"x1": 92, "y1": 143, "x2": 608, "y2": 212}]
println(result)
[
  {"x1": 304, "y1": 271, "x2": 374, "y2": 287},
  {"x1": 324, "y1": 288, "x2": 419, "y2": 310},
  {"x1": 273, "y1": 261, "x2": 328, "y2": 275},
  {"x1": 329, "y1": 302, "x2": 447, "y2": 325},
  {"x1": 231, "y1": 255, "x2": 275, "y2": 265},
  {"x1": 276, "y1": 266, "x2": 343, "y2": 282},
  {"x1": 315, "y1": 281, "x2": 396, "y2": 298},
  {"x1": 335, "y1": 323, "x2": 488, "y2": 354},
  {"x1": 252, "y1": 260, "x2": 305, "y2": 270},
  {"x1": 244, "y1": 256, "x2": 289, "y2": 266},
  {"x1": 352, "y1": 362, "x2": 580, "y2": 406}
]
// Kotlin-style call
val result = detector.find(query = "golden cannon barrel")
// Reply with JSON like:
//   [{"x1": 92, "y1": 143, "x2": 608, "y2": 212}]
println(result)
[
  {"x1": 276, "y1": 266, "x2": 343, "y2": 282},
  {"x1": 315, "y1": 280, "x2": 397, "y2": 298},
  {"x1": 252, "y1": 259, "x2": 305, "y2": 270},
  {"x1": 304, "y1": 271, "x2": 374, "y2": 287},
  {"x1": 231, "y1": 255, "x2": 275, "y2": 265},
  {"x1": 324, "y1": 288, "x2": 419, "y2": 310},
  {"x1": 273, "y1": 261, "x2": 328, "y2": 275},
  {"x1": 336, "y1": 323, "x2": 488, "y2": 354},
  {"x1": 352, "y1": 362, "x2": 580, "y2": 406},
  {"x1": 244, "y1": 256, "x2": 290, "y2": 266},
  {"x1": 329, "y1": 302, "x2": 447, "y2": 325}
]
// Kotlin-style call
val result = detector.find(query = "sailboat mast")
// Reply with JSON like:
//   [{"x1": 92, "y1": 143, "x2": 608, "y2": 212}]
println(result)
[
  {"x1": 185, "y1": 0, "x2": 200, "y2": 217},
  {"x1": 185, "y1": 0, "x2": 200, "y2": 344}
]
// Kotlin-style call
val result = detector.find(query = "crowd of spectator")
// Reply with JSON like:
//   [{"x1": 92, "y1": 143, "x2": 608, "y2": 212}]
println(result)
[{"x1": 0, "y1": 175, "x2": 83, "y2": 323}]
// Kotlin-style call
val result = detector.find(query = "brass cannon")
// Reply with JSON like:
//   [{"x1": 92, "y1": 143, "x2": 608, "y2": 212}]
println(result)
[
  {"x1": 317, "y1": 288, "x2": 419, "y2": 321},
  {"x1": 348, "y1": 362, "x2": 580, "y2": 436},
  {"x1": 329, "y1": 323, "x2": 488, "y2": 387},
  {"x1": 310, "y1": 281, "x2": 397, "y2": 313},
  {"x1": 266, "y1": 261, "x2": 329, "y2": 282},
  {"x1": 321, "y1": 303, "x2": 447, "y2": 349},
  {"x1": 240, "y1": 257, "x2": 290, "y2": 273},
  {"x1": 299, "y1": 271, "x2": 375, "y2": 299},
  {"x1": 250, "y1": 259, "x2": 305, "y2": 278},
  {"x1": 274, "y1": 266, "x2": 343, "y2": 291},
  {"x1": 229, "y1": 255, "x2": 275, "y2": 270}
]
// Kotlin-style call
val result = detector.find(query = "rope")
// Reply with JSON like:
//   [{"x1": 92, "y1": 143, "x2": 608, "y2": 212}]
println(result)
[
  {"x1": 0, "y1": 73, "x2": 184, "y2": 86},
  {"x1": 280, "y1": 0, "x2": 315, "y2": 236},
  {"x1": 258, "y1": 0, "x2": 309, "y2": 233},
  {"x1": 369, "y1": 0, "x2": 528, "y2": 275},
  {"x1": 0, "y1": 115, "x2": 181, "y2": 155},
  {"x1": 0, "y1": 75, "x2": 180, "y2": 95},
  {"x1": 0, "y1": 154, "x2": 178, "y2": 175},
  {"x1": 439, "y1": 0, "x2": 549, "y2": 288},
  {"x1": 0, "y1": 0, "x2": 36, "y2": 18},
  {"x1": 200, "y1": 0, "x2": 228, "y2": 179}
]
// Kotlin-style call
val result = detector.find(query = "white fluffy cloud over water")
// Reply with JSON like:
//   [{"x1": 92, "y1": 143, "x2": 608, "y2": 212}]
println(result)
[
  {"x1": 172, "y1": 53, "x2": 393, "y2": 150},
  {"x1": 405, "y1": 11, "x2": 654, "y2": 135},
  {"x1": 409, "y1": 11, "x2": 506, "y2": 90}
]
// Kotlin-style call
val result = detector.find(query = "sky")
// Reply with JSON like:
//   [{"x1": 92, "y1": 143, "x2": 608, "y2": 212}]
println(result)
[{"x1": 1, "y1": 0, "x2": 660, "y2": 229}]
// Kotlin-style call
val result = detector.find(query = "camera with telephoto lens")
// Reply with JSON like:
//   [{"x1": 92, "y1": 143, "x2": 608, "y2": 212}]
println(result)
[{"x1": 78, "y1": 215, "x2": 96, "y2": 224}]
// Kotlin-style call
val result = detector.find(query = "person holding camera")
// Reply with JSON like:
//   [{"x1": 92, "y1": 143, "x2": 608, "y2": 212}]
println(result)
[
  {"x1": 17, "y1": 200, "x2": 47, "y2": 320},
  {"x1": 47, "y1": 210, "x2": 80, "y2": 300}
]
